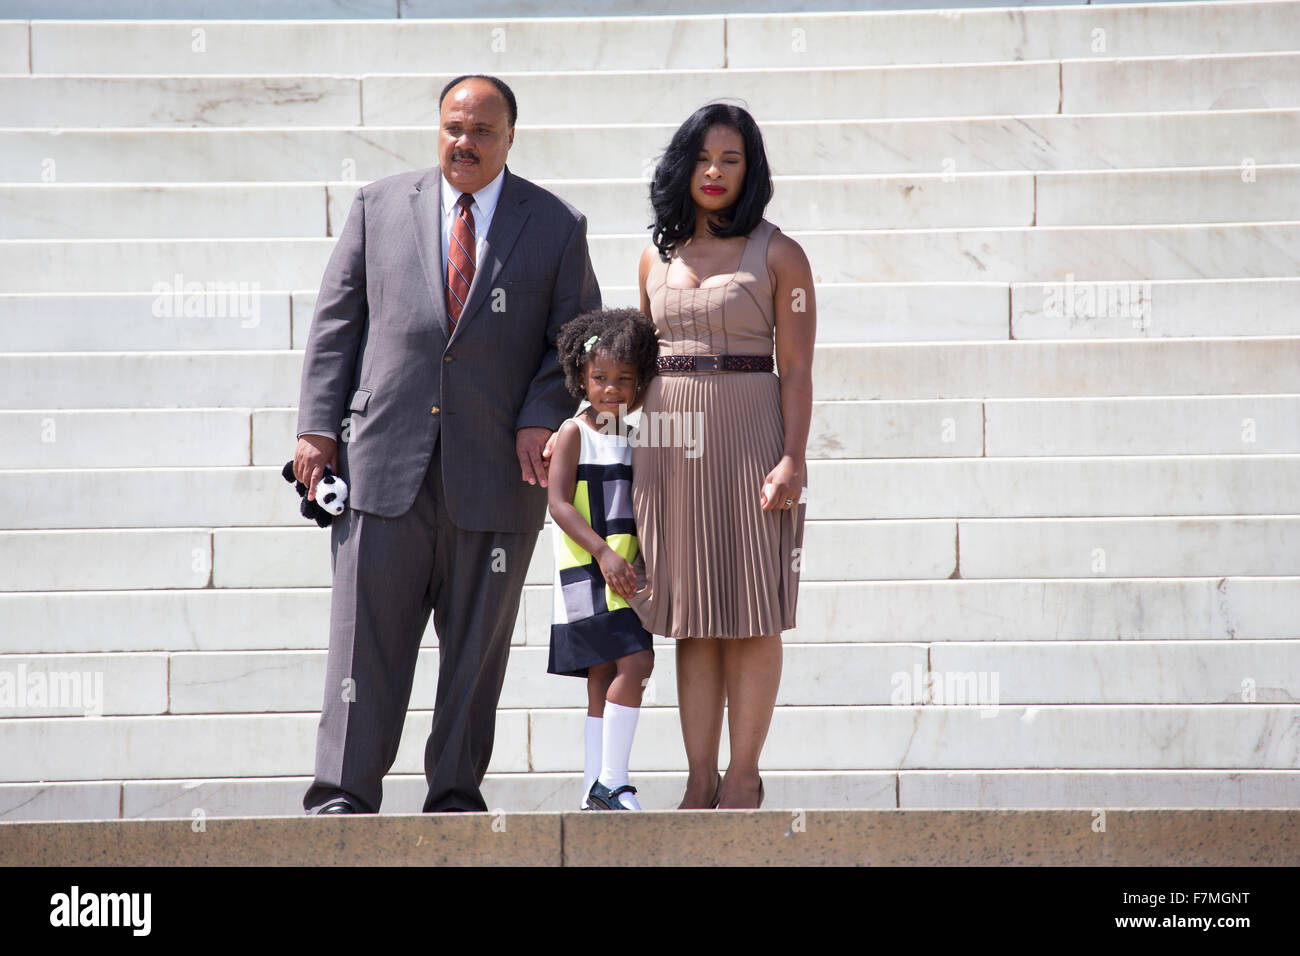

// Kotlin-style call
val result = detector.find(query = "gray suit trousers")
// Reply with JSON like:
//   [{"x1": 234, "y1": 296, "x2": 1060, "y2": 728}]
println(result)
[{"x1": 303, "y1": 436, "x2": 538, "y2": 813}]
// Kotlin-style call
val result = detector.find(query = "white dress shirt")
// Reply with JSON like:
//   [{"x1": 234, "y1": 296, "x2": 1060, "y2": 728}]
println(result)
[
  {"x1": 440, "y1": 164, "x2": 506, "y2": 277},
  {"x1": 298, "y1": 166, "x2": 508, "y2": 443}
]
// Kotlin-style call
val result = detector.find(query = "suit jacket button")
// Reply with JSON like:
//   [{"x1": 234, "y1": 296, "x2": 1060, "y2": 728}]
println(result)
[
  {"x1": 430, "y1": 405, "x2": 440, "y2": 414},
  {"x1": 443, "y1": 354, "x2": 452, "y2": 363}
]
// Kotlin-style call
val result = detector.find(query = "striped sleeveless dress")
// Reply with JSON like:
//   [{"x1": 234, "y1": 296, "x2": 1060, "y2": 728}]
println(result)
[
  {"x1": 548, "y1": 413, "x2": 654, "y2": 677},
  {"x1": 631, "y1": 218, "x2": 807, "y2": 639}
]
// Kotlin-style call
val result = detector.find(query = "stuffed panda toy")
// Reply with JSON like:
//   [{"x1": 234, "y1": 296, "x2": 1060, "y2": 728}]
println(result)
[{"x1": 282, "y1": 461, "x2": 348, "y2": 528}]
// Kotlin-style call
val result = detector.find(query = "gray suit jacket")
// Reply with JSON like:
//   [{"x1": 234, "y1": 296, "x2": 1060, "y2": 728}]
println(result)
[{"x1": 296, "y1": 164, "x2": 601, "y2": 531}]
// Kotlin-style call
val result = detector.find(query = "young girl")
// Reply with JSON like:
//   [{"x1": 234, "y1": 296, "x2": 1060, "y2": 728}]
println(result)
[{"x1": 548, "y1": 307, "x2": 659, "y2": 810}]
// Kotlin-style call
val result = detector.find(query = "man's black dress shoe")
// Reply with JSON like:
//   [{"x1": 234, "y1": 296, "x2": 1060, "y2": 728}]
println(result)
[{"x1": 312, "y1": 797, "x2": 357, "y2": 814}]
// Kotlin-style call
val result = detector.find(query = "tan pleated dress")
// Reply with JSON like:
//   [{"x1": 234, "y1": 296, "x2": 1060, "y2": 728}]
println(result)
[{"x1": 631, "y1": 218, "x2": 807, "y2": 639}]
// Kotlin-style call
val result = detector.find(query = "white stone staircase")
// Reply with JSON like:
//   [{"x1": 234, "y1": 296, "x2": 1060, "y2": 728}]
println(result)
[{"x1": 2, "y1": 0, "x2": 1300, "y2": 822}]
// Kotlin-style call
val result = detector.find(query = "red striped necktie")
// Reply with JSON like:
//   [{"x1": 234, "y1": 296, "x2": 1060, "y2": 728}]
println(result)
[{"x1": 446, "y1": 192, "x2": 476, "y2": 332}]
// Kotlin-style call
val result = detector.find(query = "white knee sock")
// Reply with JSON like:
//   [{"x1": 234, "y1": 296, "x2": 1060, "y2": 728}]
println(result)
[
  {"x1": 582, "y1": 715, "x2": 603, "y2": 809},
  {"x1": 598, "y1": 701, "x2": 642, "y2": 810}
]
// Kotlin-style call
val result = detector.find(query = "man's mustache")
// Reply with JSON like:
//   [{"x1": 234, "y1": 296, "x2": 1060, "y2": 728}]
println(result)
[{"x1": 452, "y1": 150, "x2": 479, "y2": 163}]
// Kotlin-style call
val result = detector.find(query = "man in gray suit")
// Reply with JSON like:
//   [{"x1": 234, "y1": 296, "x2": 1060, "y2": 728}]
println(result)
[{"x1": 293, "y1": 74, "x2": 599, "y2": 813}]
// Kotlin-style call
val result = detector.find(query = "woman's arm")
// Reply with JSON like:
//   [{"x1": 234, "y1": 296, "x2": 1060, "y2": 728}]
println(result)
[
  {"x1": 763, "y1": 231, "x2": 817, "y2": 511},
  {"x1": 638, "y1": 243, "x2": 656, "y2": 318}
]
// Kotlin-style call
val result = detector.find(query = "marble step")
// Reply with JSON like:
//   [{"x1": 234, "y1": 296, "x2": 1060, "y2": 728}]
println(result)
[
  {"x1": 200, "y1": 519, "x2": 965, "y2": 588},
  {"x1": 6, "y1": 165, "x2": 1300, "y2": 240},
  {"x1": 0, "y1": 292, "x2": 295, "y2": 352},
  {"x1": 0, "y1": 183, "x2": 328, "y2": 239},
  {"x1": 0, "y1": 708, "x2": 527, "y2": 781},
  {"x1": 6, "y1": 338, "x2": 1298, "y2": 412},
  {"x1": 4, "y1": 638, "x2": 1292, "y2": 719},
  {"x1": 0, "y1": 408, "x2": 258, "y2": 468},
  {"x1": 809, "y1": 338, "x2": 1300, "y2": 400},
  {"x1": 978, "y1": 396, "x2": 1300, "y2": 456},
  {"x1": 4, "y1": 277, "x2": 1297, "y2": 355},
  {"x1": 0, "y1": 20, "x2": 22, "y2": 72},
  {"x1": 21, "y1": 4, "x2": 1300, "y2": 74},
  {"x1": 144, "y1": 515, "x2": 1300, "y2": 584},
  {"x1": 1008, "y1": 277, "x2": 1300, "y2": 340},
  {"x1": 25, "y1": 16, "x2": 726, "y2": 74},
  {"x1": 0, "y1": 0, "x2": 1213, "y2": 21},
  {"x1": 0, "y1": 351, "x2": 308, "y2": 407},
  {"x1": 9, "y1": 395, "x2": 1300, "y2": 469},
  {"x1": 4, "y1": 452, "x2": 1300, "y2": 530},
  {"x1": 5, "y1": 515, "x2": 1294, "y2": 590},
  {"x1": 5, "y1": 769, "x2": 1299, "y2": 823},
  {"x1": 957, "y1": 516, "x2": 1300, "y2": 578},
  {"x1": 1063, "y1": 50, "x2": 1300, "y2": 114},
  {"x1": 726, "y1": 2, "x2": 1300, "y2": 68},
  {"x1": 613, "y1": 277, "x2": 1300, "y2": 342},
  {"x1": 4, "y1": 111, "x2": 1297, "y2": 183},
  {"x1": 4, "y1": 52, "x2": 1297, "y2": 129},
  {"x1": 672, "y1": 223, "x2": 1300, "y2": 285},
  {"x1": 5, "y1": 221, "x2": 1300, "y2": 294},
  {"x1": 0, "y1": 75, "x2": 364, "y2": 127},
  {"x1": 471, "y1": 277, "x2": 1300, "y2": 342},
  {"x1": 0, "y1": 0, "x2": 397, "y2": 16},
  {"x1": 0, "y1": 653, "x2": 170, "y2": 716},
  {"x1": 539, "y1": 703, "x2": 1300, "y2": 774},
  {"x1": 0, "y1": 174, "x2": 1029, "y2": 238},
  {"x1": 3, "y1": 577, "x2": 1296, "y2": 654},
  {"x1": 358, "y1": 54, "x2": 1300, "y2": 126},
  {"x1": 0, "y1": 64, "x2": 1064, "y2": 128},
  {"x1": 4, "y1": 703, "x2": 1299, "y2": 783},
  {"x1": 1032, "y1": 164, "x2": 1300, "y2": 226}
]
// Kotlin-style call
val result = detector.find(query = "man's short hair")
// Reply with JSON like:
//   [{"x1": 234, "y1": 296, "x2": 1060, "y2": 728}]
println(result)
[{"x1": 438, "y1": 74, "x2": 518, "y2": 127}]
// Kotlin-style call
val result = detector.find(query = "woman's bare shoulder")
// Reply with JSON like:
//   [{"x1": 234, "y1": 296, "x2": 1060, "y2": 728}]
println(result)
[
  {"x1": 766, "y1": 228, "x2": 807, "y2": 264},
  {"x1": 765, "y1": 228, "x2": 811, "y2": 283}
]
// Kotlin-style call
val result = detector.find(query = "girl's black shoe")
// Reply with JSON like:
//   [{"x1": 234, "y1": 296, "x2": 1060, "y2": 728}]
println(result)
[{"x1": 586, "y1": 779, "x2": 637, "y2": 810}]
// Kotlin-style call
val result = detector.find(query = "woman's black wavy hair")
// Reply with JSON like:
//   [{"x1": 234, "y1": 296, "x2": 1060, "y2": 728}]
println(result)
[
  {"x1": 649, "y1": 102, "x2": 774, "y2": 262},
  {"x1": 557, "y1": 307, "x2": 659, "y2": 400}
]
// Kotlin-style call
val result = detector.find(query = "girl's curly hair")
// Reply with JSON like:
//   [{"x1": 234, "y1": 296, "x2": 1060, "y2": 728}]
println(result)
[{"x1": 557, "y1": 307, "x2": 659, "y2": 400}]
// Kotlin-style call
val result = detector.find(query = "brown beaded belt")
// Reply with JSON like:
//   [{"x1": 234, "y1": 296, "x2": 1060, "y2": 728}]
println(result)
[{"x1": 656, "y1": 354, "x2": 774, "y2": 373}]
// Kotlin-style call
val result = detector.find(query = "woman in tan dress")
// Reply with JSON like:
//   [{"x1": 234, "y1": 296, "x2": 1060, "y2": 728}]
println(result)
[{"x1": 633, "y1": 103, "x2": 816, "y2": 809}]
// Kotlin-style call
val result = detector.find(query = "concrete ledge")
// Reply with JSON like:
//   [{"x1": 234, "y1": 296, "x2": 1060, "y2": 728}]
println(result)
[
  {"x1": 3, "y1": 809, "x2": 1296, "y2": 866},
  {"x1": 0, "y1": 814, "x2": 562, "y2": 866},
  {"x1": 563, "y1": 809, "x2": 1300, "y2": 866}
]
